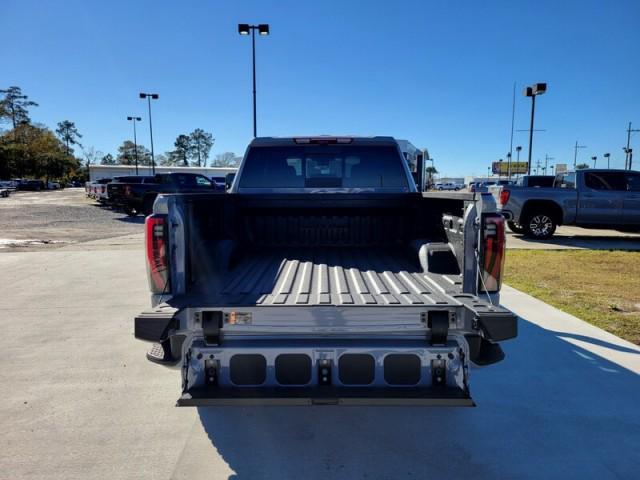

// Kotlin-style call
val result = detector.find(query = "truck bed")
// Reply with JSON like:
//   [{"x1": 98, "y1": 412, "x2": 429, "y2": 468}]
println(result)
[{"x1": 192, "y1": 247, "x2": 458, "y2": 307}]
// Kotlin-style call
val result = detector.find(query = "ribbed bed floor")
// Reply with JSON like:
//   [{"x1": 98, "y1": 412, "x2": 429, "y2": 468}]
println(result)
[{"x1": 197, "y1": 247, "x2": 457, "y2": 306}]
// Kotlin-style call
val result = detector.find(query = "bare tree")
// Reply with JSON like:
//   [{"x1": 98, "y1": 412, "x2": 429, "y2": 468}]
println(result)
[
  {"x1": 212, "y1": 152, "x2": 240, "y2": 167},
  {"x1": 82, "y1": 146, "x2": 103, "y2": 167}
]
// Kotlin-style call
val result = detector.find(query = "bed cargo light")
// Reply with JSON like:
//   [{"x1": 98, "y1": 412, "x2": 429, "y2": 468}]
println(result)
[
  {"x1": 145, "y1": 214, "x2": 170, "y2": 294},
  {"x1": 479, "y1": 215, "x2": 506, "y2": 293}
]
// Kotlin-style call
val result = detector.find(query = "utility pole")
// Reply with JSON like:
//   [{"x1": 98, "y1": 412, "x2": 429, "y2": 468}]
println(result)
[
  {"x1": 625, "y1": 122, "x2": 640, "y2": 169},
  {"x1": 573, "y1": 141, "x2": 587, "y2": 169},
  {"x1": 509, "y1": 82, "x2": 516, "y2": 159},
  {"x1": 545, "y1": 154, "x2": 554, "y2": 174}
]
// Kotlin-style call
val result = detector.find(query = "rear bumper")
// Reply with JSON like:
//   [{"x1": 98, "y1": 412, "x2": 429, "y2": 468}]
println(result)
[
  {"x1": 178, "y1": 385, "x2": 474, "y2": 406},
  {"x1": 178, "y1": 337, "x2": 472, "y2": 406}
]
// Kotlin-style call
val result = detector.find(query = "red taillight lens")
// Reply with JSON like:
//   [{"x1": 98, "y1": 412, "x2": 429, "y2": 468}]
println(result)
[
  {"x1": 499, "y1": 189, "x2": 510, "y2": 206},
  {"x1": 145, "y1": 215, "x2": 170, "y2": 294},
  {"x1": 101, "y1": 186, "x2": 106, "y2": 194},
  {"x1": 479, "y1": 215, "x2": 505, "y2": 293}
]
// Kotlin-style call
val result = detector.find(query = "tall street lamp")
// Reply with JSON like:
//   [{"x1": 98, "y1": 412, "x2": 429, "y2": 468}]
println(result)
[
  {"x1": 523, "y1": 83, "x2": 547, "y2": 175},
  {"x1": 603, "y1": 152, "x2": 610, "y2": 168},
  {"x1": 127, "y1": 116, "x2": 142, "y2": 175},
  {"x1": 506, "y1": 152, "x2": 512, "y2": 181},
  {"x1": 139, "y1": 92, "x2": 159, "y2": 174},
  {"x1": 591, "y1": 156, "x2": 597, "y2": 168},
  {"x1": 238, "y1": 23, "x2": 270, "y2": 138}
]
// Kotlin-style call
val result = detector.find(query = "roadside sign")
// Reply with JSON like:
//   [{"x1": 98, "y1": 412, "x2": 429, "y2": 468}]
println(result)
[
  {"x1": 555, "y1": 163, "x2": 568, "y2": 174},
  {"x1": 492, "y1": 161, "x2": 528, "y2": 174}
]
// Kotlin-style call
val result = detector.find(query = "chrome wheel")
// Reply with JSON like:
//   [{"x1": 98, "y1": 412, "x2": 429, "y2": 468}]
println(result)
[{"x1": 528, "y1": 214, "x2": 553, "y2": 238}]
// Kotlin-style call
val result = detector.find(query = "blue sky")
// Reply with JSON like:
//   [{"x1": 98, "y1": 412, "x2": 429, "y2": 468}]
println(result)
[{"x1": 2, "y1": 0, "x2": 639, "y2": 176}]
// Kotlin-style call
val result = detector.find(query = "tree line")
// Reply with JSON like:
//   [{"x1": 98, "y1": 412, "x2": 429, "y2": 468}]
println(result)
[
  {"x1": 0, "y1": 86, "x2": 83, "y2": 182},
  {"x1": 0, "y1": 85, "x2": 241, "y2": 182}
]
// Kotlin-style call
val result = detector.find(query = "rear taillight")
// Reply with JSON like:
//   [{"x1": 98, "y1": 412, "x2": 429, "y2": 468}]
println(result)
[
  {"x1": 101, "y1": 186, "x2": 106, "y2": 194},
  {"x1": 499, "y1": 189, "x2": 510, "y2": 206},
  {"x1": 479, "y1": 214, "x2": 505, "y2": 293},
  {"x1": 145, "y1": 215, "x2": 170, "y2": 294},
  {"x1": 124, "y1": 185, "x2": 131, "y2": 196}
]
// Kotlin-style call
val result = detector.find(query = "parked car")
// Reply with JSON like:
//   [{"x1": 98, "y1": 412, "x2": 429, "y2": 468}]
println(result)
[
  {"x1": 117, "y1": 172, "x2": 220, "y2": 216},
  {"x1": 86, "y1": 178, "x2": 112, "y2": 201},
  {"x1": 436, "y1": 182, "x2": 460, "y2": 191},
  {"x1": 47, "y1": 181, "x2": 61, "y2": 190},
  {"x1": 17, "y1": 179, "x2": 45, "y2": 191},
  {"x1": 492, "y1": 169, "x2": 640, "y2": 238},
  {"x1": 470, "y1": 181, "x2": 496, "y2": 193},
  {"x1": 107, "y1": 176, "x2": 155, "y2": 208},
  {"x1": 134, "y1": 136, "x2": 517, "y2": 406}
]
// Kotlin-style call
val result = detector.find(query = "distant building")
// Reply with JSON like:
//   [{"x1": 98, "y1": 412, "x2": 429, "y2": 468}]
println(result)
[{"x1": 88, "y1": 164, "x2": 237, "y2": 181}]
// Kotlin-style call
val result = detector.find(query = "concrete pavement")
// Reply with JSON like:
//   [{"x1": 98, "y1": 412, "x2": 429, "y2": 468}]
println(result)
[
  {"x1": 507, "y1": 225, "x2": 640, "y2": 250},
  {"x1": 1, "y1": 239, "x2": 639, "y2": 479}
]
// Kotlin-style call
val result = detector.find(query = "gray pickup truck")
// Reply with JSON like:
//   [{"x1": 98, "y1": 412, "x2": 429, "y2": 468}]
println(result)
[
  {"x1": 134, "y1": 136, "x2": 517, "y2": 406},
  {"x1": 493, "y1": 169, "x2": 640, "y2": 238}
]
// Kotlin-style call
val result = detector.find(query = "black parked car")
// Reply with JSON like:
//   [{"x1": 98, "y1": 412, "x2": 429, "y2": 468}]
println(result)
[
  {"x1": 117, "y1": 172, "x2": 221, "y2": 215},
  {"x1": 17, "y1": 180, "x2": 45, "y2": 191}
]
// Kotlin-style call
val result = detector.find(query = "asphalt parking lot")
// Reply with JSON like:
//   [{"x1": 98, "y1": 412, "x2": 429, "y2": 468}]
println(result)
[
  {"x1": 1, "y1": 189, "x2": 640, "y2": 479},
  {"x1": 0, "y1": 189, "x2": 142, "y2": 250}
]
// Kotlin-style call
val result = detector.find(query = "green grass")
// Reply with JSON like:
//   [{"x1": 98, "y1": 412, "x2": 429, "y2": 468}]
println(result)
[{"x1": 504, "y1": 250, "x2": 640, "y2": 345}]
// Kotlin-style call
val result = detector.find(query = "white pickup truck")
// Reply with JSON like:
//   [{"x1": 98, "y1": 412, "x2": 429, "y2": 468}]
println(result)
[{"x1": 134, "y1": 136, "x2": 517, "y2": 406}]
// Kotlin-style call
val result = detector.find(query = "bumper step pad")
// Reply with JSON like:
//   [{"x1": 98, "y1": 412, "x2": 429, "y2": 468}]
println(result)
[{"x1": 177, "y1": 386, "x2": 474, "y2": 407}]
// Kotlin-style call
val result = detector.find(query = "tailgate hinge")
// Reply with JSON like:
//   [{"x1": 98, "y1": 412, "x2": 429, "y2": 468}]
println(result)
[{"x1": 427, "y1": 311, "x2": 449, "y2": 346}]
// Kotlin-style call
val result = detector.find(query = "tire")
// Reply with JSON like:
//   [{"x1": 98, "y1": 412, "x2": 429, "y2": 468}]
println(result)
[
  {"x1": 523, "y1": 212, "x2": 557, "y2": 239},
  {"x1": 123, "y1": 205, "x2": 137, "y2": 217},
  {"x1": 507, "y1": 221, "x2": 525, "y2": 234}
]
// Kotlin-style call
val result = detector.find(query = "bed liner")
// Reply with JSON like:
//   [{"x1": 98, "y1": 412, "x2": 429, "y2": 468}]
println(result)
[{"x1": 191, "y1": 247, "x2": 461, "y2": 307}]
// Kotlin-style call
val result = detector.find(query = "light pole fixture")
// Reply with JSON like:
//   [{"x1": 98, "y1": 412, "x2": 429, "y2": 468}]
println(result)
[
  {"x1": 238, "y1": 23, "x2": 270, "y2": 138},
  {"x1": 603, "y1": 152, "x2": 610, "y2": 168},
  {"x1": 139, "y1": 92, "x2": 159, "y2": 175},
  {"x1": 591, "y1": 156, "x2": 597, "y2": 168},
  {"x1": 523, "y1": 83, "x2": 547, "y2": 175},
  {"x1": 506, "y1": 152, "x2": 512, "y2": 181},
  {"x1": 127, "y1": 116, "x2": 142, "y2": 175}
]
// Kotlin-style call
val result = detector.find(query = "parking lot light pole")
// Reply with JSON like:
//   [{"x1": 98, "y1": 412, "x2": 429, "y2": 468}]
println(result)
[
  {"x1": 139, "y1": 93, "x2": 159, "y2": 175},
  {"x1": 238, "y1": 23, "x2": 270, "y2": 138},
  {"x1": 604, "y1": 152, "x2": 610, "y2": 168},
  {"x1": 127, "y1": 116, "x2": 142, "y2": 175},
  {"x1": 592, "y1": 156, "x2": 597, "y2": 168},
  {"x1": 524, "y1": 83, "x2": 547, "y2": 175},
  {"x1": 506, "y1": 152, "x2": 512, "y2": 181}
]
